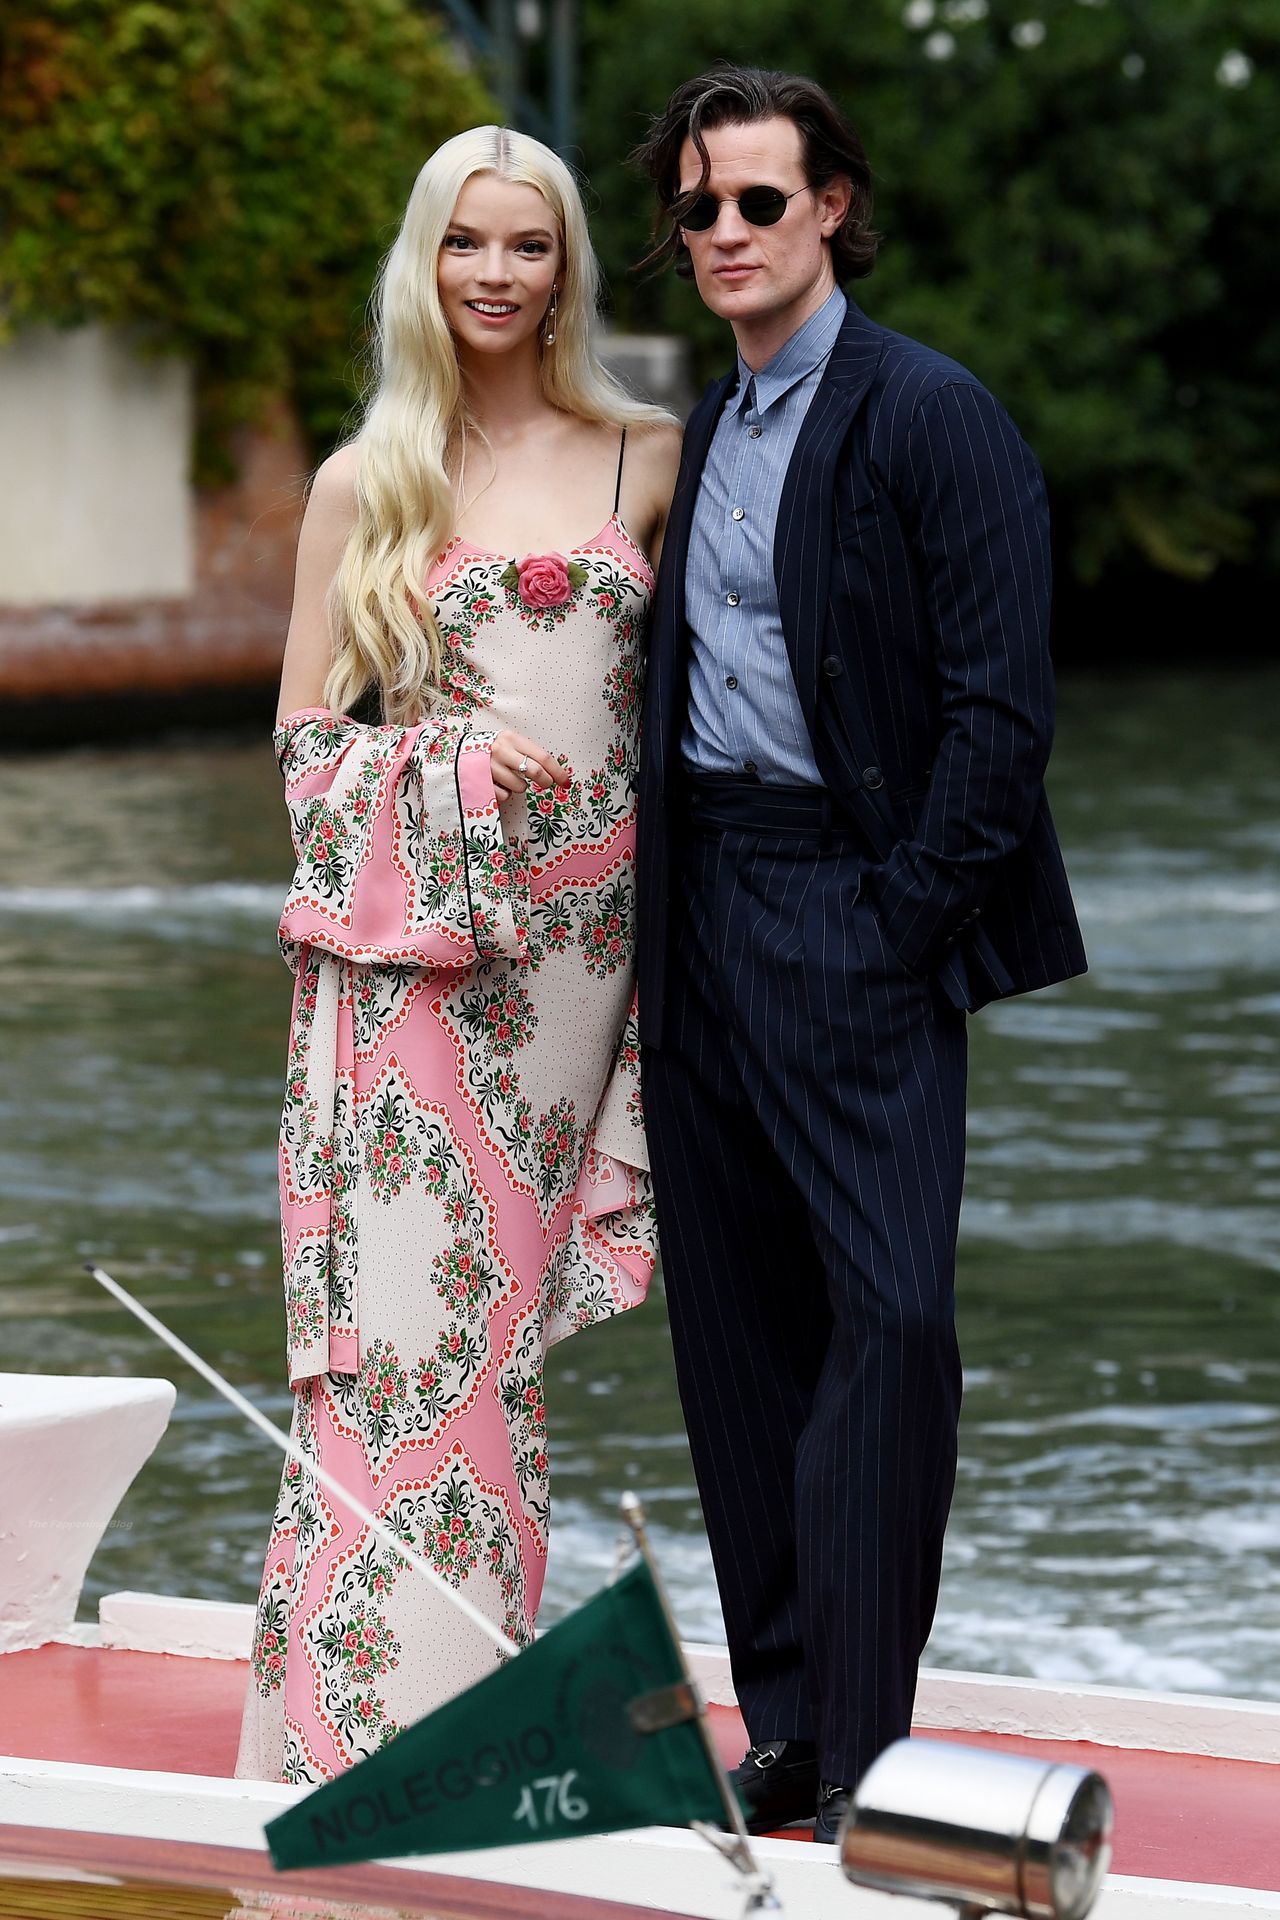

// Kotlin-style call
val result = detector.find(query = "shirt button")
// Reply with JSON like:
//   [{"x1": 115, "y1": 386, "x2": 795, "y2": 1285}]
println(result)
[
  {"x1": 743, "y1": 759, "x2": 758, "y2": 775},
  {"x1": 731, "y1": 507, "x2": 745, "y2": 521},
  {"x1": 726, "y1": 592, "x2": 740, "y2": 607},
  {"x1": 726, "y1": 675, "x2": 738, "y2": 689},
  {"x1": 747, "y1": 425, "x2": 762, "y2": 439}
]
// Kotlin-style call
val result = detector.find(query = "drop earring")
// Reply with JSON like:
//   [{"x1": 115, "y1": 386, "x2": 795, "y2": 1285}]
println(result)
[{"x1": 543, "y1": 288, "x2": 558, "y2": 346}]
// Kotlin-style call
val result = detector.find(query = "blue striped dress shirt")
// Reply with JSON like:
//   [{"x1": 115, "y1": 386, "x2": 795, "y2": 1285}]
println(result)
[{"x1": 681, "y1": 284, "x2": 847, "y2": 785}]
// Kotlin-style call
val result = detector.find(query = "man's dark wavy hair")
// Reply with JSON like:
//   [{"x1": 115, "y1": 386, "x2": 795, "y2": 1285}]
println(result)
[{"x1": 630, "y1": 63, "x2": 881, "y2": 281}]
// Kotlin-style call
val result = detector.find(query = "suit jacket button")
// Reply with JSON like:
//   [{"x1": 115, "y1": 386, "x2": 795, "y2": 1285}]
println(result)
[
  {"x1": 862, "y1": 766, "x2": 884, "y2": 789},
  {"x1": 822, "y1": 655, "x2": 843, "y2": 678}
]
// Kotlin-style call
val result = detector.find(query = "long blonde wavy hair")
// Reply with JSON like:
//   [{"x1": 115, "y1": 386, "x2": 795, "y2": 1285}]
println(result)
[{"x1": 324, "y1": 126, "x2": 671, "y2": 724}]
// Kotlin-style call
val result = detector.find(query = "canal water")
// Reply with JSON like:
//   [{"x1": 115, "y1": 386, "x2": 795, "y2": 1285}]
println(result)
[{"x1": 2, "y1": 668, "x2": 1278, "y2": 1699}]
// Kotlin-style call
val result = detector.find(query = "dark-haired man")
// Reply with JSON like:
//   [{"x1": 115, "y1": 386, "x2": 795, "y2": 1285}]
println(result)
[{"x1": 633, "y1": 66, "x2": 1085, "y2": 1842}]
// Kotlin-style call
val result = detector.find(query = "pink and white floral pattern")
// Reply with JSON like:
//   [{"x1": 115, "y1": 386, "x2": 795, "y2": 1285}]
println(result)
[{"x1": 237, "y1": 515, "x2": 656, "y2": 1785}]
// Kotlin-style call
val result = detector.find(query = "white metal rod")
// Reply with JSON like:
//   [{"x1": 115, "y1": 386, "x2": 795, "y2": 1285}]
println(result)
[
  {"x1": 621, "y1": 1492, "x2": 779, "y2": 1908},
  {"x1": 85, "y1": 1263, "x2": 521, "y2": 1658}
]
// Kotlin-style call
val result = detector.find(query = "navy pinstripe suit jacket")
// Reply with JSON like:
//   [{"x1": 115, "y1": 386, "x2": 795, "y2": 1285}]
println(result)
[{"x1": 636, "y1": 297, "x2": 1087, "y2": 1048}]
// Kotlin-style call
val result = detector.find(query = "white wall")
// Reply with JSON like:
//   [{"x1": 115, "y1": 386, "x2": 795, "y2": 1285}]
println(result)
[{"x1": 0, "y1": 326, "x2": 193, "y2": 605}]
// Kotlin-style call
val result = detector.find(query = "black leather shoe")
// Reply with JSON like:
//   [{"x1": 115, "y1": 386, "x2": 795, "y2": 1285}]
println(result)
[
  {"x1": 729, "y1": 1739, "x2": 819, "y2": 1834},
  {"x1": 814, "y1": 1779, "x2": 853, "y2": 1845}
]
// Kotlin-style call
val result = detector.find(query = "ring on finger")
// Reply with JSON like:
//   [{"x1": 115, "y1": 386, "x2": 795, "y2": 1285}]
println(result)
[{"x1": 517, "y1": 753, "x2": 530, "y2": 777}]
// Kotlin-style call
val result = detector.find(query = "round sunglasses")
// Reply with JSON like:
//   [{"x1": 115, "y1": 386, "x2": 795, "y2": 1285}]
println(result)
[{"x1": 674, "y1": 184, "x2": 808, "y2": 233}]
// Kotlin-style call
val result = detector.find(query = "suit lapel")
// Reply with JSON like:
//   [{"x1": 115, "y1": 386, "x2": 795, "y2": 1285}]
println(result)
[
  {"x1": 650, "y1": 371, "x2": 734, "y2": 775},
  {"x1": 773, "y1": 304, "x2": 884, "y2": 739},
  {"x1": 663, "y1": 371, "x2": 733, "y2": 640}
]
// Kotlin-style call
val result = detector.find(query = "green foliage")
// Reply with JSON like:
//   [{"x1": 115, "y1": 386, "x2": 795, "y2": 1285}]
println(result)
[
  {"x1": 0, "y1": 0, "x2": 496, "y2": 480},
  {"x1": 580, "y1": 0, "x2": 1280, "y2": 586}
]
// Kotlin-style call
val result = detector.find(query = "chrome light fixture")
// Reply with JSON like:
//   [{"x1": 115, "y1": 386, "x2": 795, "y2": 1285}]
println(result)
[{"x1": 840, "y1": 1739, "x2": 1114, "y2": 1920}]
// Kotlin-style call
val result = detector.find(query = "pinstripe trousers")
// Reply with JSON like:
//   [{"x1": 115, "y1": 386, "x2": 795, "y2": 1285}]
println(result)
[{"x1": 643, "y1": 778, "x2": 967, "y2": 1785}]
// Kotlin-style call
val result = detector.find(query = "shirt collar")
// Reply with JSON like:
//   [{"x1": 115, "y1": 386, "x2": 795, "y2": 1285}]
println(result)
[{"x1": 733, "y1": 284, "x2": 847, "y2": 415}]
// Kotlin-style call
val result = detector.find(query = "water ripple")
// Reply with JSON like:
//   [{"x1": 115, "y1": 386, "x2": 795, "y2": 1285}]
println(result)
[{"x1": 0, "y1": 882, "x2": 282, "y2": 926}]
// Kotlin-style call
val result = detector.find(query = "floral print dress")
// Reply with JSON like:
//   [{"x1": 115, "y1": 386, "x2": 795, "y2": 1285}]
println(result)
[{"x1": 235, "y1": 511, "x2": 656, "y2": 1784}]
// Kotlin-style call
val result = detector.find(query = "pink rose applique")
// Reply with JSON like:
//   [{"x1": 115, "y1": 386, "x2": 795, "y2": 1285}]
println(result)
[
  {"x1": 501, "y1": 551, "x2": 588, "y2": 609},
  {"x1": 517, "y1": 553, "x2": 572, "y2": 606}
]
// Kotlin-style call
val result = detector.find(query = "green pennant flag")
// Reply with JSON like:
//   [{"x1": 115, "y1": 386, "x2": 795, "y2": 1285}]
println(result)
[{"x1": 266, "y1": 1560, "x2": 741, "y2": 1871}]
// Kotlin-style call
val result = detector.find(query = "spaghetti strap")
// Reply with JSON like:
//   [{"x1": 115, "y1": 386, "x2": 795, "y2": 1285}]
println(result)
[{"x1": 613, "y1": 429, "x2": 627, "y2": 514}]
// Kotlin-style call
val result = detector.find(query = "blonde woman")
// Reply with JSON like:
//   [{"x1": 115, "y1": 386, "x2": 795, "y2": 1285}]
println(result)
[{"x1": 236, "y1": 126, "x2": 680, "y2": 1784}]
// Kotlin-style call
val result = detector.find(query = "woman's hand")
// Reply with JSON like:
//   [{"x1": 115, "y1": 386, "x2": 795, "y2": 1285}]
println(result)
[{"x1": 491, "y1": 730, "x2": 572, "y2": 798}]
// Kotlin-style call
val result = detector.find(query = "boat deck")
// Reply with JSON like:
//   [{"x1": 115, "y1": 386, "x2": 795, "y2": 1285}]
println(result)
[
  {"x1": 0, "y1": 1819, "x2": 700, "y2": 1920},
  {"x1": 0, "y1": 1643, "x2": 1274, "y2": 1893}
]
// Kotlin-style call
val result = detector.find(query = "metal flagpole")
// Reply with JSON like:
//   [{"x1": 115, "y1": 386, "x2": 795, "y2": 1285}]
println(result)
[
  {"x1": 490, "y1": 0, "x2": 518, "y2": 125},
  {"x1": 620, "y1": 1493, "x2": 781, "y2": 1914},
  {"x1": 548, "y1": 0, "x2": 576, "y2": 160},
  {"x1": 84, "y1": 1264, "x2": 522, "y2": 1659}
]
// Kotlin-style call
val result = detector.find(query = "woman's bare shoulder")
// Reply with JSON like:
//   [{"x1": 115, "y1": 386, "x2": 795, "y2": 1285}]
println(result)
[
  {"x1": 276, "y1": 444, "x2": 362, "y2": 720},
  {"x1": 630, "y1": 418, "x2": 683, "y2": 465},
  {"x1": 306, "y1": 441, "x2": 362, "y2": 521},
  {"x1": 630, "y1": 420, "x2": 683, "y2": 521},
  {"x1": 629, "y1": 419, "x2": 682, "y2": 503}
]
